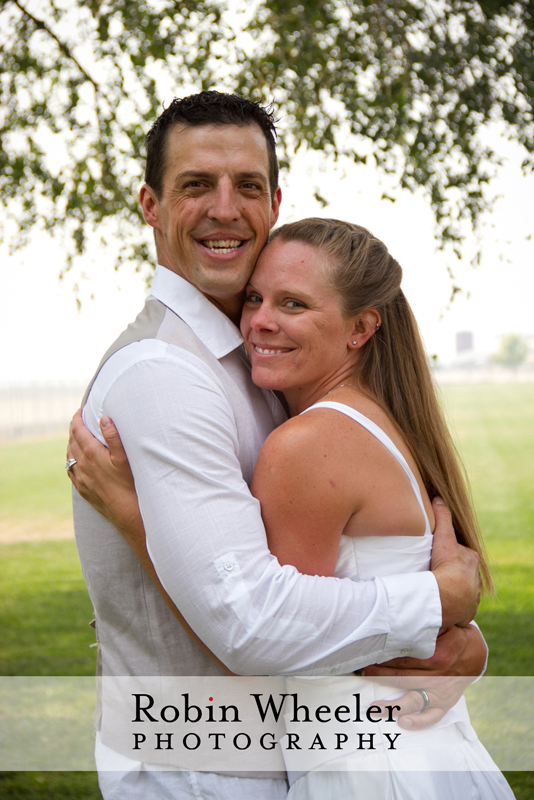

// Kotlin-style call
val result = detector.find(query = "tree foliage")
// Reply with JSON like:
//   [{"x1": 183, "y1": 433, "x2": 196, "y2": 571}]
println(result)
[
  {"x1": 238, "y1": 0, "x2": 534, "y2": 253},
  {"x1": 1, "y1": 0, "x2": 533, "y2": 279},
  {"x1": 491, "y1": 333, "x2": 529, "y2": 367},
  {"x1": 0, "y1": 0, "x2": 224, "y2": 275}
]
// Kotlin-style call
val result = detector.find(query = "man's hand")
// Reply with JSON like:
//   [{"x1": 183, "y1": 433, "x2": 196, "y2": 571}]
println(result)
[
  {"x1": 67, "y1": 410, "x2": 139, "y2": 535},
  {"x1": 367, "y1": 623, "x2": 488, "y2": 679},
  {"x1": 363, "y1": 499, "x2": 485, "y2": 731},
  {"x1": 430, "y1": 497, "x2": 481, "y2": 631},
  {"x1": 364, "y1": 624, "x2": 487, "y2": 729}
]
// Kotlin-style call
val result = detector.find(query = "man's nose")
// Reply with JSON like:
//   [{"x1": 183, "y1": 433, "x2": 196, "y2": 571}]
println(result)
[{"x1": 207, "y1": 179, "x2": 241, "y2": 222}]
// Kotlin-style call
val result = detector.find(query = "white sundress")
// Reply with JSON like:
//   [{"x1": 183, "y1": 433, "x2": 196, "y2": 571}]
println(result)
[{"x1": 284, "y1": 401, "x2": 515, "y2": 800}]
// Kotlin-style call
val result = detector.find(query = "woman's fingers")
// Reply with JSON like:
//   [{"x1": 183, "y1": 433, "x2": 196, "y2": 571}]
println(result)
[
  {"x1": 100, "y1": 416, "x2": 129, "y2": 469},
  {"x1": 371, "y1": 676, "x2": 470, "y2": 731}
]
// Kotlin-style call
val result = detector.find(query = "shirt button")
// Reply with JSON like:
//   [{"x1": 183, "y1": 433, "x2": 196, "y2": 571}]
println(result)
[
  {"x1": 224, "y1": 562, "x2": 234, "y2": 571},
  {"x1": 331, "y1": 668, "x2": 339, "y2": 674},
  {"x1": 401, "y1": 648, "x2": 411, "y2": 655}
]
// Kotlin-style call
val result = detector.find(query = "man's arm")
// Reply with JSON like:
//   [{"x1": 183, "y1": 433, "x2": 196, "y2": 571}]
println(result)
[{"x1": 73, "y1": 350, "x2": 479, "y2": 676}]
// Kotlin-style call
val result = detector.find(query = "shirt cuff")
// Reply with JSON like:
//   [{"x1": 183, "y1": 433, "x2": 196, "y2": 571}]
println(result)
[{"x1": 377, "y1": 571, "x2": 442, "y2": 663}]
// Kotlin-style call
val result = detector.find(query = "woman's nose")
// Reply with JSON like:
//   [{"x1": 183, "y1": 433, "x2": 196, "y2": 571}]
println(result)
[{"x1": 250, "y1": 303, "x2": 278, "y2": 332}]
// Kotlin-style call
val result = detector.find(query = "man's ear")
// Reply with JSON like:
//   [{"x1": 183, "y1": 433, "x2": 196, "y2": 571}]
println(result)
[
  {"x1": 270, "y1": 187, "x2": 282, "y2": 228},
  {"x1": 139, "y1": 184, "x2": 161, "y2": 230},
  {"x1": 348, "y1": 309, "x2": 381, "y2": 349}
]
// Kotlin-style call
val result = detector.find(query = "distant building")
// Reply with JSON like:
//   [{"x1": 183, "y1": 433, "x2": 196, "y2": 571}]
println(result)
[{"x1": 456, "y1": 331, "x2": 473, "y2": 354}]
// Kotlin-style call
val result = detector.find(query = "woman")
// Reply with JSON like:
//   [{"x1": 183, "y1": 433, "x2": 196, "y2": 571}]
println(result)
[
  {"x1": 70, "y1": 218, "x2": 512, "y2": 798},
  {"x1": 238, "y1": 219, "x2": 512, "y2": 798}
]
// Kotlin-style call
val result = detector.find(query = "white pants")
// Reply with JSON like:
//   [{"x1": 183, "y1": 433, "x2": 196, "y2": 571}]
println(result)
[{"x1": 95, "y1": 733, "x2": 289, "y2": 800}]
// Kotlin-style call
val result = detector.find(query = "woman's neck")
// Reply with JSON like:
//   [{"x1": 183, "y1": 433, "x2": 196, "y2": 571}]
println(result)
[{"x1": 284, "y1": 368, "x2": 362, "y2": 417}]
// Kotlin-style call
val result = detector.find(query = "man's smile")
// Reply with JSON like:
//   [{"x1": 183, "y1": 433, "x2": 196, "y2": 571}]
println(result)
[
  {"x1": 197, "y1": 238, "x2": 247, "y2": 255},
  {"x1": 194, "y1": 234, "x2": 249, "y2": 259},
  {"x1": 200, "y1": 239, "x2": 245, "y2": 254}
]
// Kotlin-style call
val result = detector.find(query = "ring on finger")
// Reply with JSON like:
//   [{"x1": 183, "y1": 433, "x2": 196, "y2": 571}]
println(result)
[
  {"x1": 66, "y1": 458, "x2": 77, "y2": 471},
  {"x1": 412, "y1": 688, "x2": 430, "y2": 714}
]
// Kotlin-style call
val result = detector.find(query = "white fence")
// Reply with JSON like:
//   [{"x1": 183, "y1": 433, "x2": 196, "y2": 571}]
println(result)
[{"x1": 0, "y1": 381, "x2": 88, "y2": 441}]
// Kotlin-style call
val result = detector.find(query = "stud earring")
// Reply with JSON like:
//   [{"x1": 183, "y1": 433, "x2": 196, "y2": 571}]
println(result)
[{"x1": 352, "y1": 340, "x2": 358, "y2": 346}]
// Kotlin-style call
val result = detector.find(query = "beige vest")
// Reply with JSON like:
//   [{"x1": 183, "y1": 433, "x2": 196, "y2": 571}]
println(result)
[{"x1": 73, "y1": 298, "x2": 286, "y2": 775}]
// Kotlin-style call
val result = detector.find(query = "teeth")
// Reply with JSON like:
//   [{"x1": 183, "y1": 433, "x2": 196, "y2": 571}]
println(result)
[
  {"x1": 202, "y1": 239, "x2": 243, "y2": 252},
  {"x1": 255, "y1": 346, "x2": 284, "y2": 354}
]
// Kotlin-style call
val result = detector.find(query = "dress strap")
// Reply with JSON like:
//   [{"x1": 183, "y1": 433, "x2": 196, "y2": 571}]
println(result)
[{"x1": 301, "y1": 401, "x2": 431, "y2": 536}]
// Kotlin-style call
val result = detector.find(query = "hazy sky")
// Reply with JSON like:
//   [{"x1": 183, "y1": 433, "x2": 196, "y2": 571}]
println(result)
[{"x1": 1, "y1": 123, "x2": 532, "y2": 383}]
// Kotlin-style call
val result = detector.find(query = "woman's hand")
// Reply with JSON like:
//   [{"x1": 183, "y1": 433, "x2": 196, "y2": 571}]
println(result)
[{"x1": 67, "y1": 410, "x2": 140, "y2": 537}]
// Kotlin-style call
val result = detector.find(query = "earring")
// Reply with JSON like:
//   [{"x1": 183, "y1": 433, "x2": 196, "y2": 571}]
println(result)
[
  {"x1": 352, "y1": 340, "x2": 358, "y2": 346},
  {"x1": 376, "y1": 323, "x2": 380, "y2": 330}
]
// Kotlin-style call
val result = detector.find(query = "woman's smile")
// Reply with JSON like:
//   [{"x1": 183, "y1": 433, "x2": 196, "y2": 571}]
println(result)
[{"x1": 251, "y1": 344, "x2": 295, "y2": 356}]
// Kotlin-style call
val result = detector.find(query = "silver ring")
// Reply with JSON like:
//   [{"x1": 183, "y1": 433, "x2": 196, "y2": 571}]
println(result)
[
  {"x1": 65, "y1": 458, "x2": 77, "y2": 471},
  {"x1": 413, "y1": 688, "x2": 430, "y2": 714}
]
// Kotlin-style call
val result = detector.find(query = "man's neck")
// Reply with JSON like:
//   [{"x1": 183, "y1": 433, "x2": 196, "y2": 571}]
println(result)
[
  {"x1": 205, "y1": 292, "x2": 244, "y2": 327},
  {"x1": 155, "y1": 263, "x2": 244, "y2": 326}
]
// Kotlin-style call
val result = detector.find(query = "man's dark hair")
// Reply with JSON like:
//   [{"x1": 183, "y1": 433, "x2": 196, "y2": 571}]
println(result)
[{"x1": 145, "y1": 90, "x2": 279, "y2": 199}]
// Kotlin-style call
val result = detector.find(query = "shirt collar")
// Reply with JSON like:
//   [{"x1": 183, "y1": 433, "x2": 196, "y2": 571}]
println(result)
[{"x1": 148, "y1": 264, "x2": 244, "y2": 359}]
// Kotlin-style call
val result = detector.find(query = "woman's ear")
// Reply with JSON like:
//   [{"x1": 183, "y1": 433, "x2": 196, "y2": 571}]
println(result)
[{"x1": 348, "y1": 309, "x2": 381, "y2": 349}]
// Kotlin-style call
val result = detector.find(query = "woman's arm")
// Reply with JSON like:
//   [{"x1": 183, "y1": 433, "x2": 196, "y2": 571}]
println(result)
[{"x1": 67, "y1": 410, "x2": 233, "y2": 675}]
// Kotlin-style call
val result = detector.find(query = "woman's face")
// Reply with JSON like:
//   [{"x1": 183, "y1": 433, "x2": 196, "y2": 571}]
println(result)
[{"x1": 240, "y1": 238, "x2": 359, "y2": 401}]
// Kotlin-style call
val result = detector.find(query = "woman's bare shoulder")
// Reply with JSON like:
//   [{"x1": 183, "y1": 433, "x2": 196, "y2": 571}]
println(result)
[
  {"x1": 252, "y1": 408, "x2": 365, "y2": 575},
  {"x1": 257, "y1": 405, "x2": 371, "y2": 477}
]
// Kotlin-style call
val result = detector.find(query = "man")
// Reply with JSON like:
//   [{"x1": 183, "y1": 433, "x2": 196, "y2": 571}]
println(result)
[{"x1": 69, "y1": 91, "x2": 485, "y2": 799}]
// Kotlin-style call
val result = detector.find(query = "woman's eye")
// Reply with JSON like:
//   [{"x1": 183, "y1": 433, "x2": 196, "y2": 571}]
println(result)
[
  {"x1": 245, "y1": 294, "x2": 262, "y2": 304},
  {"x1": 286, "y1": 300, "x2": 305, "y2": 309}
]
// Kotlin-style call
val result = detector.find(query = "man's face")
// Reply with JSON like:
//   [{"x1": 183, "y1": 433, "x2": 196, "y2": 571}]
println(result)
[{"x1": 140, "y1": 123, "x2": 281, "y2": 307}]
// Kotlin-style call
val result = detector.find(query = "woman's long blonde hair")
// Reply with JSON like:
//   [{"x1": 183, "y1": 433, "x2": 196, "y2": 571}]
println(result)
[{"x1": 270, "y1": 218, "x2": 492, "y2": 590}]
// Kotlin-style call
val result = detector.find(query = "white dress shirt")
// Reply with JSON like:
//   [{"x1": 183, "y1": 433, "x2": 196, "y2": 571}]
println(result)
[{"x1": 83, "y1": 264, "x2": 441, "y2": 676}]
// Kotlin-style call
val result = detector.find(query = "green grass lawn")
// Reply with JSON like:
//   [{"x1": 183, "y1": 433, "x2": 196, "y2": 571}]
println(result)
[
  {"x1": 0, "y1": 383, "x2": 532, "y2": 797},
  {"x1": 0, "y1": 437, "x2": 100, "y2": 794},
  {"x1": 0, "y1": 436, "x2": 73, "y2": 531},
  {"x1": 439, "y1": 383, "x2": 534, "y2": 677},
  {"x1": 0, "y1": 539, "x2": 97, "y2": 676},
  {"x1": 0, "y1": 435, "x2": 97, "y2": 675}
]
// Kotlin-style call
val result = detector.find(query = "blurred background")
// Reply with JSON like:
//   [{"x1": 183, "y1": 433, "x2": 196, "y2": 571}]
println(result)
[{"x1": 0, "y1": 1, "x2": 533, "y2": 797}]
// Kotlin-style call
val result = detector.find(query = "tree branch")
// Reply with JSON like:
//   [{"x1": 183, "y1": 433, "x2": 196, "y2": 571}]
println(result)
[
  {"x1": 12, "y1": 0, "x2": 110, "y2": 172},
  {"x1": 12, "y1": 0, "x2": 99, "y2": 92}
]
